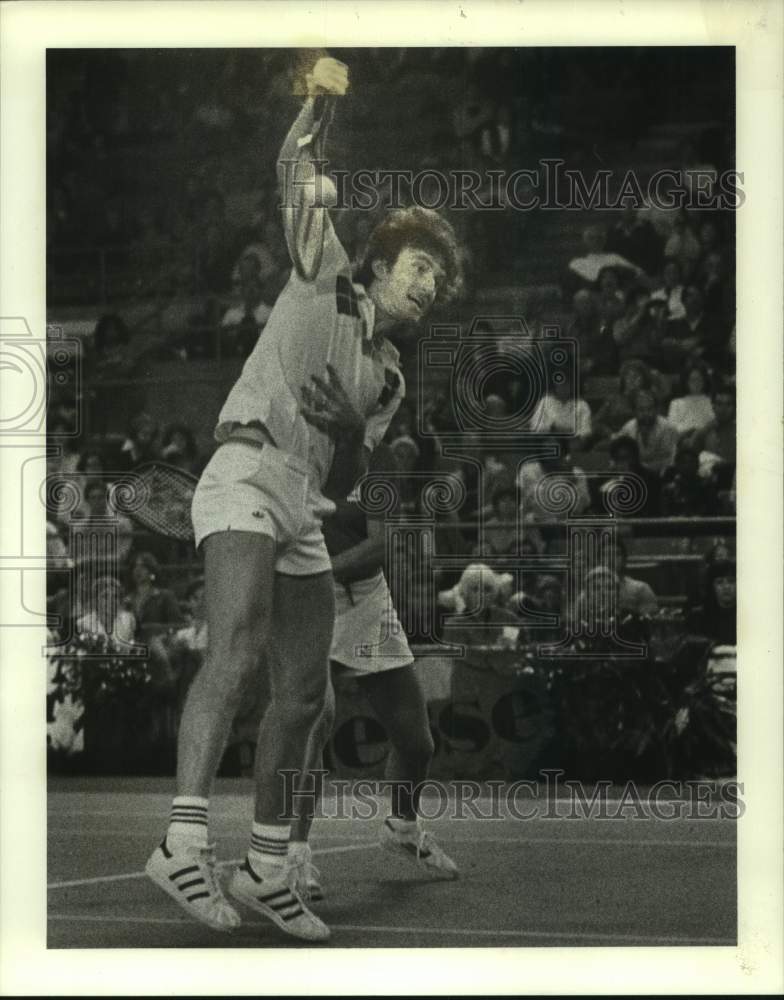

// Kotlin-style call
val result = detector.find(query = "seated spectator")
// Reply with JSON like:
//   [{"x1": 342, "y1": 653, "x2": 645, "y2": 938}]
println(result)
[
  {"x1": 660, "y1": 440, "x2": 720, "y2": 516},
  {"x1": 126, "y1": 551, "x2": 184, "y2": 642},
  {"x1": 480, "y1": 486, "x2": 519, "y2": 556},
  {"x1": 529, "y1": 371, "x2": 592, "y2": 446},
  {"x1": 220, "y1": 250, "x2": 273, "y2": 355},
  {"x1": 161, "y1": 423, "x2": 202, "y2": 476},
  {"x1": 76, "y1": 575, "x2": 136, "y2": 645},
  {"x1": 649, "y1": 259, "x2": 686, "y2": 320},
  {"x1": 439, "y1": 563, "x2": 520, "y2": 650},
  {"x1": 698, "y1": 249, "x2": 733, "y2": 325},
  {"x1": 663, "y1": 285, "x2": 725, "y2": 371},
  {"x1": 89, "y1": 313, "x2": 134, "y2": 382},
  {"x1": 170, "y1": 577, "x2": 208, "y2": 714},
  {"x1": 569, "y1": 289, "x2": 618, "y2": 377},
  {"x1": 615, "y1": 389, "x2": 679, "y2": 475},
  {"x1": 628, "y1": 296, "x2": 675, "y2": 369},
  {"x1": 591, "y1": 359, "x2": 653, "y2": 443},
  {"x1": 47, "y1": 520, "x2": 71, "y2": 569},
  {"x1": 568, "y1": 224, "x2": 642, "y2": 288},
  {"x1": 517, "y1": 441, "x2": 591, "y2": 520},
  {"x1": 48, "y1": 415, "x2": 81, "y2": 476},
  {"x1": 690, "y1": 384, "x2": 736, "y2": 476},
  {"x1": 172, "y1": 577, "x2": 208, "y2": 653},
  {"x1": 118, "y1": 412, "x2": 161, "y2": 471},
  {"x1": 605, "y1": 199, "x2": 663, "y2": 276},
  {"x1": 484, "y1": 393, "x2": 508, "y2": 421},
  {"x1": 666, "y1": 362, "x2": 715, "y2": 436},
  {"x1": 72, "y1": 479, "x2": 134, "y2": 566},
  {"x1": 479, "y1": 104, "x2": 515, "y2": 163},
  {"x1": 611, "y1": 285, "x2": 660, "y2": 366},
  {"x1": 129, "y1": 204, "x2": 173, "y2": 292},
  {"x1": 76, "y1": 449, "x2": 106, "y2": 477},
  {"x1": 524, "y1": 574, "x2": 565, "y2": 645},
  {"x1": 590, "y1": 290, "x2": 624, "y2": 374},
  {"x1": 688, "y1": 558, "x2": 736, "y2": 646},
  {"x1": 567, "y1": 288, "x2": 615, "y2": 375},
  {"x1": 595, "y1": 434, "x2": 662, "y2": 517},
  {"x1": 614, "y1": 539, "x2": 659, "y2": 617},
  {"x1": 663, "y1": 209, "x2": 702, "y2": 279},
  {"x1": 573, "y1": 566, "x2": 621, "y2": 632}
]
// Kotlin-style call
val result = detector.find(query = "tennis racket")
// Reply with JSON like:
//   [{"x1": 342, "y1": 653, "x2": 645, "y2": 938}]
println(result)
[{"x1": 113, "y1": 462, "x2": 199, "y2": 542}]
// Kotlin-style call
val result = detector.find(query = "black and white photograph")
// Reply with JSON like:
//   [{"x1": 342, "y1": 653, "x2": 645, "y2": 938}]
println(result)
[{"x1": 0, "y1": 1, "x2": 781, "y2": 995}]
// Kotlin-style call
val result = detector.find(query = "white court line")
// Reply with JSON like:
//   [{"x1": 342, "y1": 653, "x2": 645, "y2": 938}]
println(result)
[
  {"x1": 46, "y1": 842, "x2": 374, "y2": 890},
  {"x1": 49, "y1": 831, "x2": 734, "y2": 849},
  {"x1": 45, "y1": 913, "x2": 735, "y2": 947}
]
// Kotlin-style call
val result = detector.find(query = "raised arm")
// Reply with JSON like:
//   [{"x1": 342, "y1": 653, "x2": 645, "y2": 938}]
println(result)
[{"x1": 277, "y1": 58, "x2": 348, "y2": 280}]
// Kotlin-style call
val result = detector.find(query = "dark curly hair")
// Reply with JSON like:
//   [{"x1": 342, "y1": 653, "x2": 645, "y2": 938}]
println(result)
[{"x1": 354, "y1": 206, "x2": 464, "y2": 303}]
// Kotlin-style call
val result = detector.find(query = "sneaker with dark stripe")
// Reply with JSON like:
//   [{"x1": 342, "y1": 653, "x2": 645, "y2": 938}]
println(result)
[
  {"x1": 228, "y1": 860, "x2": 330, "y2": 941},
  {"x1": 380, "y1": 817, "x2": 459, "y2": 879},
  {"x1": 145, "y1": 840, "x2": 241, "y2": 932}
]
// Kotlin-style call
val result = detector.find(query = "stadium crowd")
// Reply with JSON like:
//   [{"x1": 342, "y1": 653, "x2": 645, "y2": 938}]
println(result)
[{"x1": 47, "y1": 49, "x2": 736, "y2": 758}]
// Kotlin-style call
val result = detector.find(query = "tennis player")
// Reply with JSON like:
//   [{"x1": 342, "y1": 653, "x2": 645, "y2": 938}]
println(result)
[
  {"x1": 146, "y1": 56, "x2": 463, "y2": 942},
  {"x1": 282, "y1": 443, "x2": 459, "y2": 901}
]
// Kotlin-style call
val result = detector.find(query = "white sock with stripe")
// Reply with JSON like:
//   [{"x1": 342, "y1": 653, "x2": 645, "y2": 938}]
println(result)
[
  {"x1": 247, "y1": 822, "x2": 289, "y2": 874},
  {"x1": 167, "y1": 796, "x2": 209, "y2": 848}
]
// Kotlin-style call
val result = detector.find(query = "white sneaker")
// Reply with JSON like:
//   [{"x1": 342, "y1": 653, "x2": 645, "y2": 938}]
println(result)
[
  {"x1": 145, "y1": 839, "x2": 241, "y2": 932},
  {"x1": 380, "y1": 817, "x2": 459, "y2": 879},
  {"x1": 228, "y1": 860, "x2": 330, "y2": 942},
  {"x1": 286, "y1": 842, "x2": 324, "y2": 902}
]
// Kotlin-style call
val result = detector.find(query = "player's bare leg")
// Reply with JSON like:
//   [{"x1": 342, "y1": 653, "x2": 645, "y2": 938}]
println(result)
[
  {"x1": 364, "y1": 665, "x2": 458, "y2": 878},
  {"x1": 227, "y1": 569, "x2": 334, "y2": 941},
  {"x1": 287, "y1": 675, "x2": 336, "y2": 899},
  {"x1": 362, "y1": 665, "x2": 434, "y2": 819},
  {"x1": 146, "y1": 530, "x2": 275, "y2": 932},
  {"x1": 289, "y1": 664, "x2": 457, "y2": 896},
  {"x1": 253, "y1": 570, "x2": 335, "y2": 824},
  {"x1": 176, "y1": 531, "x2": 275, "y2": 795}
]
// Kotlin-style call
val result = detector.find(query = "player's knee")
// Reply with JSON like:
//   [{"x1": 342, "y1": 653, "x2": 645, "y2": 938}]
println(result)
[
  {"x1": 404, "y1": 725, "x2": 435, "y2": 771},
  {"x1": 273, "y1": 676, "x2": 328, "y2": 729},
  {"x1": 210, "y1": 613, "x2": 268, "y2": 661}
]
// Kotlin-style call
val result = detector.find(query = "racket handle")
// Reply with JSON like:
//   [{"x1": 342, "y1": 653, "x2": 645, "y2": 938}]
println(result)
[{"x1": 312, "y1": 94, "x2": 337, "y2": 145}]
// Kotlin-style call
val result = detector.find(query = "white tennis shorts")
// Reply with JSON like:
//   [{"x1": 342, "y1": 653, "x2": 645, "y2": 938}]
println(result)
[
  {"x1": 331, "y1": 571, "x2": 413, "y2": 675},
  {"x1": 191, "y1": 440, "x2": 335, "y2": 576}
]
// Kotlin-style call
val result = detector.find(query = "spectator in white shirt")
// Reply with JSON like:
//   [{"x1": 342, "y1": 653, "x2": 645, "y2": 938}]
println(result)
[
  {"x1": 616, "y1": 389, "x2": 679, "y2": 474},
  {"x1": 76, "y1": 576, "x2": 136, "y2": 645},
  {"x1": 529, "y1": 373, "x2": 592, "y2": 447},
  {"x1": 220, "y1": 251, "x2": 273, "y2": 355},
  {"x1": 666, "y1": 362, "x2": 715, "y2": 436},
  {"x1": 568, "y1": 224, "x2": 642, "y2": 288},
  {"x1": 649, "y1": 259, "x2": 686, "y2": 320}
]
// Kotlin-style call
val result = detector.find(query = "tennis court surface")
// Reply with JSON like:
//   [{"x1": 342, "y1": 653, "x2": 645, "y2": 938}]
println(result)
[{"x1": 48, "y1": 778, "x2": 736, "y2": 949}]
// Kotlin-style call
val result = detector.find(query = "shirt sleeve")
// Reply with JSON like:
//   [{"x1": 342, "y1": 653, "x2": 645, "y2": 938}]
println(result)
[{"x1": 278, "y1": 98, "x2": 347, "y2": 281}]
